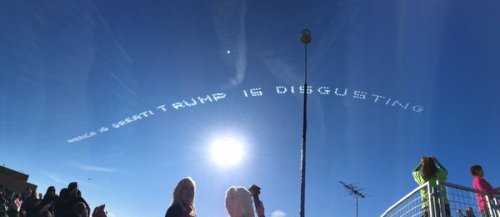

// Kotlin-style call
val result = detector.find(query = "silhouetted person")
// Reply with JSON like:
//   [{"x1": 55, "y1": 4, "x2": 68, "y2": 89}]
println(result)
[
  {"x1": 57, "y1": 182, "x2": 90, "y2": 216},
  {"x1": 8, "y1": 194, "x2": 22, "y2": 217},
  {"x1": 0, "y1": 193, "x2": 8, "y2": 217},
  {"x1": 91, "y1": 204, "x2": 108, "y2": 217},
  {"x1": 54, "y1": 188, "x2": 70, "y2": 217},
  {"x1": 38, "y1": 186, "x2": 58, "y2": 217},
  {"x1": 466, "y1": 207, "x2": 476, "y2": 217},
  {"x1": 21, "y1": 191, "x2": 39, "y2": 217},
  {"x1": 165, "y1": 177, "x2": 196, "y2": 217}
]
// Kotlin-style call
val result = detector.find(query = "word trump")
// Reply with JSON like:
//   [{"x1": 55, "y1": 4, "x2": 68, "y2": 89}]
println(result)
[{"x1": 162, "y1": 93, "x2": 226, "y2": 110}]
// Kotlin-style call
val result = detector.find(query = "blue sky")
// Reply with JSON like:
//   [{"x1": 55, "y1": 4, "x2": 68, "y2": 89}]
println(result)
[{"x1": 1, "y1": 0, "x2": 500, "y2": 216}]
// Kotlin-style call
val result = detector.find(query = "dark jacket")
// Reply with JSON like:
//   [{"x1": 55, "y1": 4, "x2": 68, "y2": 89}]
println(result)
[{"x1": 165, "y1": 204, "x2": 191, "y2": 217}]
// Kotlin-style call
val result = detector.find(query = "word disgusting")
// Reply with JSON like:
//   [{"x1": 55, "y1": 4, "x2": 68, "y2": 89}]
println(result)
[
  {"x1": 272, "y1": 85, "x2": 424, "y2": 113},
  {"x1": 67, "y1": 86, "x2": 423, "y2": 143}
]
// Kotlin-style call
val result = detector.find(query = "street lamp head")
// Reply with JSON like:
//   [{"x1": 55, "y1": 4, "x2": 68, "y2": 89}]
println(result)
[{"x1": 301, "y1": 29, "x2": 312, "y2": 44}]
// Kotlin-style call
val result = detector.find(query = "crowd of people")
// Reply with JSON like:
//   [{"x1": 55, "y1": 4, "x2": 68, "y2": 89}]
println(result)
[
  {"x1": 413, "y1": 156, "x2": 500, "y2": 217},
  {"x1": 2, "y1": 158, "x2": 497, "y2": 217},
  {"x1": 0, "y1": 182, "x2": 108, "y2": 217}
]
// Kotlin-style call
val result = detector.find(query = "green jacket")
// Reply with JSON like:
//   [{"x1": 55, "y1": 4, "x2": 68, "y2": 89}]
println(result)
[{"x1": 412, "y1": 162, "x2": 449, "y2": 208}]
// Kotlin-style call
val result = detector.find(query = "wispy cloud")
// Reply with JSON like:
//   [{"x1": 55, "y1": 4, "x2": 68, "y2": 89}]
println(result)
[
  {"x1": 271, "y1": 210, "x2": 287, "y2": 217},
  {"x1": 42, "y1": 172, "x2": 68, "y2": 185},
  {"x1": 213, "y1": 0, "x2": 248, "y2": 88},
  {"x1": 75, "y1": 164, "x2": 116, "y2": 173},
  {"x1": 262, "y1": 56, "x2": 301, "y2": 86}
]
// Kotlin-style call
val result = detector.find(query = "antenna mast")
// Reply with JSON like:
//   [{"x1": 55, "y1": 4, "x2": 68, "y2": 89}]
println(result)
[{"x1": 339, "y1": 181, "x2": 366, "y2": 217}]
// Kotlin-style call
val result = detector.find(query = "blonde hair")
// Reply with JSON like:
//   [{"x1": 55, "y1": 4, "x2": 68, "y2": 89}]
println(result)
[
  {"x1": 172, "y1": 177, "x2": 196, "y2": 216},
  {"x1": 225, "y1": 186, "x2": 255, "y2": 217}
]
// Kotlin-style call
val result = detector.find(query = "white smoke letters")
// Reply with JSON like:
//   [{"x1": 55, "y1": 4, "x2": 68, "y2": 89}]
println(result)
[
  {"x1": 274, "y1": 85, "x2": 423, "y2": 112},
  {"x1": 112, "y1": 110, "x2": 154, "y2": 129},
  {"x1": 243, "y1": 88, "x2": 263, "y2": 97},
  {"x1": 66, "y1": 86, "x2": 424, "y2": 143},
  {"x1": 171, "y1": 93, "x2": 226, "y2": 110}
]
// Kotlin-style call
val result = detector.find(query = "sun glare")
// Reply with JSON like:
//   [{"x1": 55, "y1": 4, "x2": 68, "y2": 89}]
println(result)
[{"x1": 210, "y1": 137, "x2": 244, "y2": 168}]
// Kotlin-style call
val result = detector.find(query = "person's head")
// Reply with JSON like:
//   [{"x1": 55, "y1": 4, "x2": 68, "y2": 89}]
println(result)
[
  {"x1": 421, "y1": 157, "x2": 437, "y2": 180},
  {"x1": 470, "y1": 165, "x2": 484, "y2": 177},
  {"x1": 45, "y1": 186, "x2": 56, "y2": 198},
  {"x1": 92, "y1": 204, "x2": 108, "y2": 217},
  {"x1": 68, "y1": 182, "x2": 78, "y2": 191},
  {"x1": 69, "y1": 187, "x2": 80, "y2": 199},
  {"x1": 59, "y1": 188, "x2": 69, "y2": 201},
  {"x1": 465, "y1": 207, "x2": 475, "y2": 216},
  {"x1": 172, "y1": 177, "x2": 196, "y2": 216},
  {"x1": 225, "y1": 186, "x2": 255, "y2": 217}
]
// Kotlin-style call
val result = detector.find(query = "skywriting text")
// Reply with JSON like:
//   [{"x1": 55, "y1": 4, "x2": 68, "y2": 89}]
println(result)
[{"x1": 66, "y1": 86, "x2": 423, "y2": 143}]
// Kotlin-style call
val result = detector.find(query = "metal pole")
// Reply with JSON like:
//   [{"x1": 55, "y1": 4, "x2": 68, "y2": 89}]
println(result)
[
  {"x1": 300, "y1": 29, "x2": 311, "y2": 217},
  {"x1": 356, "y1": 196, "x2": 359, "y2": 217}
]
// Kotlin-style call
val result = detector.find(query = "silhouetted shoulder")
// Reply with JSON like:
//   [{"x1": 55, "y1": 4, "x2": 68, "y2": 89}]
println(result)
[{"x1": 165, "y1": 203, "x2": 182, "y2": 217}]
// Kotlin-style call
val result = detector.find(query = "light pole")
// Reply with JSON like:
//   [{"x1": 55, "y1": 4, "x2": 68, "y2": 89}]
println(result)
[{"x1": 299, "y1": 29, "x2": 311, "y2": 217}]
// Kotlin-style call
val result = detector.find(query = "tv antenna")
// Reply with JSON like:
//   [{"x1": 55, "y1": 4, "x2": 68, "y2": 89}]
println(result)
[{"x1": 339, "y1": 181, "x2": 366, "y2": 217}]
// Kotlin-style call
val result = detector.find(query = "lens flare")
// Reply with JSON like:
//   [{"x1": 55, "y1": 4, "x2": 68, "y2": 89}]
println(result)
[{"x1": 210, "y1": 137, "x2": 244, "y2": 168}]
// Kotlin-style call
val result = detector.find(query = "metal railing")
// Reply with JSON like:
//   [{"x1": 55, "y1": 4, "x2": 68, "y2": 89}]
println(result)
[
  {"x1": 381, "y1": 181, "x2": 500, "y2": 217},
  {"x1": 381, "y1": 182, "x2": 429, "y2": 217},
  {"x1": 444, "y1": 181, "x2": 500, "y2": 217}
]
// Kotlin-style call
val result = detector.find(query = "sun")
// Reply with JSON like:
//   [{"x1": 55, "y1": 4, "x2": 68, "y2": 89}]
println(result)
[{"x1": 210, "y1": 137, "x2": 245, "y2": 168}]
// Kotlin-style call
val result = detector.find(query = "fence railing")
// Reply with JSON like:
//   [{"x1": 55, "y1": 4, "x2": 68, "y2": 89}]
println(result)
[
  {"x1": 381, "y1": 181, "x2": 500, "y2": 217},
  {"x1": 381, "y1": 182, "x2": 429, "y2": 217}
]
